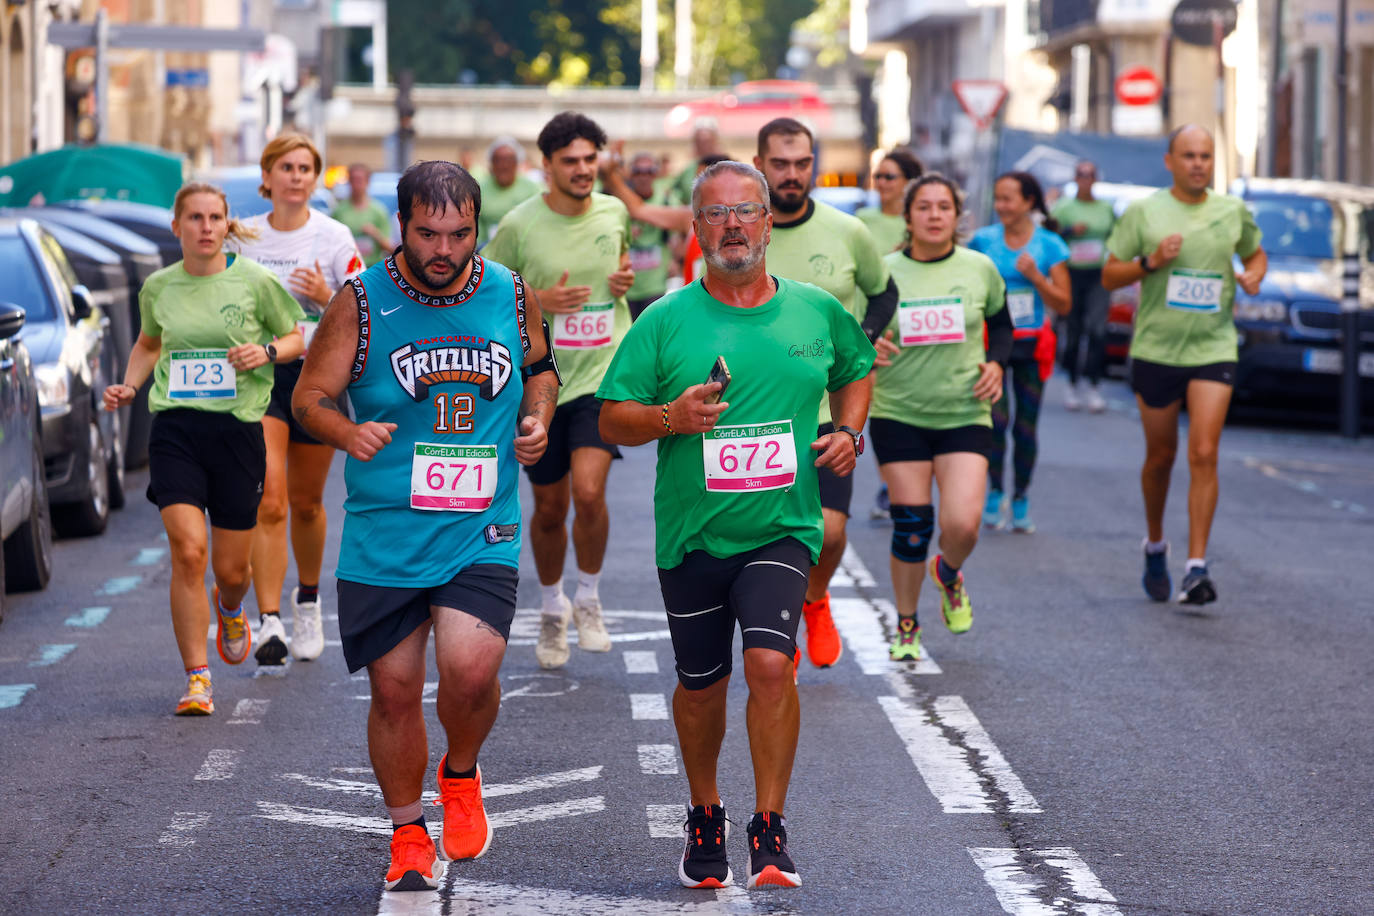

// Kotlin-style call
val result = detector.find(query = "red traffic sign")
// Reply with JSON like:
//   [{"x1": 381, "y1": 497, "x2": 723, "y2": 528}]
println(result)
[
  {"x1": 952, "y1": 80, "x2": 1008, "y2": 130},
  {"x1": 1114, "y1": 66, "x2": 1163, "y2": 106}
]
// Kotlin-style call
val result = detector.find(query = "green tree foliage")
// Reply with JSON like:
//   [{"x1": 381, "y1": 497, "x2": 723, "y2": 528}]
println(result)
[{"x1": 387, "y1": 0, "x2": 815, "y2": 87}]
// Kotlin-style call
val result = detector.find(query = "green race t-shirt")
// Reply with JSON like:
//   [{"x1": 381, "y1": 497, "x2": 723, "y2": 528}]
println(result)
[
  {"x1": 331, "y1": 197, "x2": 393, "y2": 266},
  {"x1": 596, "y1": 277, "x2": 876, "y2": 569},
  {"x1": 484, "y1": 192, "x2": 631, "y2": 405},
  {"x1": 1106, "y1": 189, "x2": 1262, "y2": 366},
  {"x1": 873, "y1": 247, "x2": 1006, "y2": 429},
  {"x1": 478, "y1": 172, "x2": 543, "y2": 244},
  {"x1": 627, "y1": 186, "x2": 670, "y2": 300},
  {"x1": 768, "y1": 200, "x2": 889, "y2": 424},
  {"x1": 139, "y1": 255, "x2": 304, "y2": 423},
  {"x1": 855, "y1": 206, "x2": 908, "y2": 255},
  {"x1": 1051, "y1": 196, "x2": 1117, "y2": 268}
]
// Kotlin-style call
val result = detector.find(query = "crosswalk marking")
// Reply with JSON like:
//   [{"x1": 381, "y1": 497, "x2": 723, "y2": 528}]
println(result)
[{"x1": 623, "y1": 650, "x2": 659, "y2": 674}]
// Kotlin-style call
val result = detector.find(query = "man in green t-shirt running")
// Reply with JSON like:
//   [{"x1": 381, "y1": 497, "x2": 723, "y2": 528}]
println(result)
[
  {"x1": 1051, "y1": 159, "x2": 1115, "y2": 412},
  {"x1": 476, "y1": 136, "x2": 543, "y2": 246},
  {"x1": 753, "y1": 117, "x2": 896, "y2": 672},
  {"x1": 1103, "y1": 125, "x2": 1267, "y2": 606},
  {"x1": 599, "y1": 161, "x2": 874, "y2": 891},
  {"x1": 332, "y1": 163, "x2": 395, "y2": 267}
]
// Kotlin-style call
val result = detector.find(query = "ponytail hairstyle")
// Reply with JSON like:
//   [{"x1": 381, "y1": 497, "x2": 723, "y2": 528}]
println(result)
[
  {"x1": 172, "y1": 182, "x2": 260, "y2": 245},
  {"x1": 901, "y1": 172, "x2": 966, "y2": 247},
  {"x1": 995, "y1": 170, "x2": 1059, "y2": 233}
]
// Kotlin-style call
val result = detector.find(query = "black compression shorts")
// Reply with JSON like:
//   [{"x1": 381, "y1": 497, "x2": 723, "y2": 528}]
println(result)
[
  {"x1": 869, "y1": 419, "x2": 993, "y2": 464},
  {"x1": 1130, "y1": 358, "x2": 1236, "y2": 409},
  {"x1": 815, "y1": 423, "x2": 852, "y2": 515}
]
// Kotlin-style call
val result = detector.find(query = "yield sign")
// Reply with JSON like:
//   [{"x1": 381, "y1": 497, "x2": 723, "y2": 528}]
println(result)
[{"x1": 952, "y1": 80, "x2": 1008, "y2": 130}]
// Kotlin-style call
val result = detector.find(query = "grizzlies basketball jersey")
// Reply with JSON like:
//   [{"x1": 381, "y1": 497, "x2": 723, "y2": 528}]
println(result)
[{"x1": 336, "y1": 254, "x2": 530, "y2": 586}]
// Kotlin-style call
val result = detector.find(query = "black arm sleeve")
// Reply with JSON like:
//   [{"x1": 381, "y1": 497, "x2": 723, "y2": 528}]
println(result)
[
  {"x1": 985, "y1": 302, "x2": 1014, "y2": 367},
  {"x1": 860, "y1": 276, "x2": 899, "y2": 343}
]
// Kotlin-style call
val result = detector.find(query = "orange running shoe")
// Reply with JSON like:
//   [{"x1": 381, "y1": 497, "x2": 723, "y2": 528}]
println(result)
[
  {"x1": 384, "y1": 824, "x2": 446, "y2": 892},
  {"x1": 801, "y1": 592, "x2": 842, "y2": 668},
  {"x1": 213, "y1": 586, "x2": 251, "y2": 665},
  {"x1": 434, "y1": 754, "x2": 493, "y2": 860}
]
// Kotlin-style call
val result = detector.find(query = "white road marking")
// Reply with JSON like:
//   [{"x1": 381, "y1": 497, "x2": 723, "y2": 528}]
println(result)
[
  {"x1": 252, "y1": 661, "x2": 292, "y2": 678},
  {"x1": 132, "y1": 547, "x2": 167, "y2": 566},
  {"x1": 0, "y1": 684, "x2": 36, "y2": 708},
  {"x1": 376, "y1": 877, "x2": 762, "y2": 915},
  {"x1": 509, "y1": 629, "x2": 672, "y2": 647},
  {"x1": 646, "y1": 803, "x2": 684, "y2": 838},
  {"x1": 282, "y1": 773, "x2": 380, "y2": 796},
  {"x1": 257, "y1": 796, "x2": 605, "y2": 835},
  {"x1": 65, "y1": 606, "x2": 109, "y2": 628},
  {"x1": 840, "y1": 544, "x2": 878, "y2": 587},
  {"x1": 879, "y1": 696, "x2": 1040, "y2": 813},
  {"x1": 30, "y1": 644, "x2": 76, "y2": 667},
  {"x1": 637, "y1": 744, "x2": 679, "y2": 775},
  {"x1": 227, "y1": 698, "x2": 270, "y2": 725},
  {"x1": 623, "y1": 650, "x2": 659, "y2": 674},
  {"x1": 630, "y1": 693, "x2": 669, "y2": 720},
  {"x1": 831, "y1": 597, "x2": 942, "y2": 675},
  {"x1": 194, "y1": 748, "x2": 242, "y2": 781},
  {"x1": 968, "y1": 847, "x2": 1121, "y2": 915},
  {"x1": 99, "y1": 576, "x2": 141, "y2": 595},
  {"x1": 489, "y1": 796, "x2": 605, "y2": 828},
  {"x1": 157, "y1": 812, "x2": 210, "y2": 848},
  {"x1": 484, "y1": 766, "x2": 603, "y2": 798}
]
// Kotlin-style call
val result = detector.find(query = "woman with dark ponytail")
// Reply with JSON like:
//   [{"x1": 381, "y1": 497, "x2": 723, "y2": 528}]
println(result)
[{"x1": 968, "y1": 171, "x2": 1071, "y2": 533}]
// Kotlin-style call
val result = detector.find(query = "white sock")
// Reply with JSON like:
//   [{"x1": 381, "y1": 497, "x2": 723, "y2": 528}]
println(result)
[
  {"x1": 541, "y1": 579, "x2": 565, "y2": 616},
  {"x1": 574, "y1": 570, "x2": 600, "y2": 604},
  {"x1": 1144, "y1": 539, "x2": 1167, "y2": 554},
  {"x1": 386, "y1": 799, "x2": 424, "y2": 828},
  {"x1": 1185, "y1": 557, "x2": 1207, "y2": 572}
]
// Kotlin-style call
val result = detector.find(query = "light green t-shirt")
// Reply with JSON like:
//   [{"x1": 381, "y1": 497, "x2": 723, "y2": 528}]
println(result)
[
  {"x1": 484, "y1": 192, "x2": 631, "y2": 405},
  {"x1": 627, "y1": 186, "x2": 670, "y2": 301},
  {"x1": 139, "y1": 255, "x2": 304, "y2": 423},
  {"x1": 1051, "y1": 196, "x2": 1117, "y2": 268},
  {"x1": 597, "y1": 278, "x2": 876, "y2": 569},
  {"x1": 330, "y1": 198, "x2": 393, "y2": 266},
  {"x1": 478, "y1": 172, "x2": 543, "y2": 244},
  {"x1": 1106, "y1": 189, "x2": 1262, "y2": 366},
  {"x1": 873, "y1": 248, "x2": 1006, "y2": 430},
  {"x1": 768, "y1": 199, "x2": 889, "y2": 425},
  {"x1": 855, "y1": 206, "x2": 908, "y2": 255}
]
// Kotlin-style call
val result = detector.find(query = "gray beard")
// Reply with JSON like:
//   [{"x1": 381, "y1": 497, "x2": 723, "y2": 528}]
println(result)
[{"x1": 703, "y1": 242, "x2": 765, "y2": 276}]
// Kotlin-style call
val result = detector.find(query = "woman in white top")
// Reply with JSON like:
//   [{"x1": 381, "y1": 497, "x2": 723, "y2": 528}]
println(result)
[{"x1": 234, "y1": 133, "x2": 364, "y2": 666}]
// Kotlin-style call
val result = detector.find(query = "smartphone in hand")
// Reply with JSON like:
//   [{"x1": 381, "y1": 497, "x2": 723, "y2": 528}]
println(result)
[{"x1": 702, "y1": 356, "x2": 731, "y2": 405}]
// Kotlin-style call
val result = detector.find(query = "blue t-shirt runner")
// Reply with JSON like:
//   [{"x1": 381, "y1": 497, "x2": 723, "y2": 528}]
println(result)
[{"x1": 968, "y1": 224, "x2": 1070, "y2": 334}]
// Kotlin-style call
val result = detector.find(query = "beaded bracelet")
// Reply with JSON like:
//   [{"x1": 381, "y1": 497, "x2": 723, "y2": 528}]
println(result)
[{"x1": 662, "y1": 403, "x2": 674, "y2": 435}]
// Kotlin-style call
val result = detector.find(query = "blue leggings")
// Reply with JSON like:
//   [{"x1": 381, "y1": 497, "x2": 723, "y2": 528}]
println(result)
[{"x1": 988, "y1": 355, "x2": 1044, "y2": 498}]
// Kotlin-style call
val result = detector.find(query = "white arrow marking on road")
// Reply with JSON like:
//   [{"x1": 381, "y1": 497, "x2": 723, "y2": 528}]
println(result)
[
  {"x1": 968, "y1": 847, "x2": 1120, "y2": 915},
  {"x1": 257, "y1": 796, "x2": 605, "y2": 836},
  {"x1": 282, "y1": 773, "x2": 381, "y2": 796},
  {"x1": 637, "y1": 744, "x2": 679, "y2": 775},
  {"x1": 376, "y1": 876, "x2": 763, "y2": 916},
  {"x1": 194, "y1": 749, "x2": 241, "y2": 781},
  {"x1": 157, "y1": 812, "x2": 210, "y2": 848},
  {"x1": 623, "y1": 650, "x2": 659, "y2": 674},
  {"x1": 830, "y1": 597, "x2": 941, "y2": 675},
  {"x1": 227, "y1": 698, "x2": 270, "y2": 725},
  {"x1": 630, "y1": 693, "x2": 668, "y2": 720}
]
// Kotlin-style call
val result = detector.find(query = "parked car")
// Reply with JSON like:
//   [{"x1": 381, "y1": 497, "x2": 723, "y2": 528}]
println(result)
[
  {"x1": 1229, "y1": 178, "x2": 1374, "y2": 407},
  {"x1": 0, "y1": 301, "x2": 54, "y2": 598},
  {"x1": 57, "y1": 199, "x2": 182, "y2": 269},
  {"x1": 0, "y1": 218, "x2": 123, "y2": 537},
  {"x1": 664, "y1": 80, "x2": 833, "y2": 138}
]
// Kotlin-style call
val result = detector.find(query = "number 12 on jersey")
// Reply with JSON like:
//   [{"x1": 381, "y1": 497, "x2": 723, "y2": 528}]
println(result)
[{"x1": 703, "y1": 421, "x2": 797, "y2": 492}]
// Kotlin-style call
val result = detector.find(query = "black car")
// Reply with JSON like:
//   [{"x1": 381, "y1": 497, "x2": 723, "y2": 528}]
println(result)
[
  {"x1": 0, "y1": 303, "x2": 54, "y2": 599},
  {"x1": 0, "y1": 218, "x2": 123, "y2": 537},
  {"x1": 57, "y1": 199, "x2": 182, "y2": 269}
]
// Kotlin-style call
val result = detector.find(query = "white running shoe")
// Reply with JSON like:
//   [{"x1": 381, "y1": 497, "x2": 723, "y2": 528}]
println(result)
[
  {"x1": 572, "y1": 594, "x2": 612, "y2": 652},
  {"x1": 1063, "y1": 380, "x2": 1082, "y2": 411},
  {"x1": 254, "y1": 612, "x2": 289, "y2": 666},
  {"x1": 1084, "y1": 385, "x2": 1106, "y2": 413},
  {"x1": 290, "y1": 588, "x2": 325, "y2": 661},
  {"x1": 535, "y1": 593, "x2": 572, "y2": 669}
]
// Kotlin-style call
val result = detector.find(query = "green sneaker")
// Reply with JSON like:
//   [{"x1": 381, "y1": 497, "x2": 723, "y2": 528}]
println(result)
[
  {"x1": 889, "y1": 616, "x2": 921, "y2": 661},
  {"x1": 928, "y1": 556, "x2": 972, "y2": 634}
]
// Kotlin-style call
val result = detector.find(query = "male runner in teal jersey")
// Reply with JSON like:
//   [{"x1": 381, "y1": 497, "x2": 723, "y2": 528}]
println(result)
[
  {"x1": 293, "y1": 161, "x2": 560, "y2": 892},
  {"x1": 599, "y1": 161, "x2": 874, "y2": 889},
  {"x1": 754, "y1": 117, "x2": 896, "y2": 670},
  {"x1": 1103, "y1": 125, "x2": 1266, "y2": 605},
  {"x1": 484, "y1": 112, "x2": 635, "y2": 669}
]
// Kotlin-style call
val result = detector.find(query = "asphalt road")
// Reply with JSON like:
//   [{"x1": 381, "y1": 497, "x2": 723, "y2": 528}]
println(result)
[{"x1": 2, "y1": 375, "x2": 1371, "y2": 915}]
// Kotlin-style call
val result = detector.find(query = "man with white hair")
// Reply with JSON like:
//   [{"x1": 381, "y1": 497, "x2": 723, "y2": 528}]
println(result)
[{"x1": 477, "y1": 136, "x2": 542, "y2": 244}]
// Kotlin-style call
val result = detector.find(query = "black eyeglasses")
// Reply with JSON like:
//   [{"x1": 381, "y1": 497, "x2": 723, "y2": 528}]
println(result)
[
  {"x1": 697, "y1": 202, "x2": 767, "y2": 225},
  {"x1": 630, "y1": 168, "x2": 658, "y2": 176},
  {"x1": 873, "y1": 172, "x2": 903, "y2": 181}
]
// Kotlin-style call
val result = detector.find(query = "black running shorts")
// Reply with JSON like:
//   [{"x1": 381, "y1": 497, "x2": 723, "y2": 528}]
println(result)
[
  {"x1": 1130, "y1": 358, "x2": 1236, "y2": 409},
  {"x1": 146, "y1": 408, "x2": 265, "y2": 530},
  {"x1": 869, "y1": 419, "x2": 993, "y2": 464},
  {"x1": 815, "y1": 423, "x2": 853, "y2": 516},
  {"x1": 657, "y1": 537, "x2": 812, "y2": 690},
  {"x1": 336, "y1": 564, "x2": 519, "y2": 673},
  {"x1": 524, "y1": 394, "x2": 622, "y2": 486},
  {"x1": 264, "y1": 360, "x2": 349, "y2": 445}
]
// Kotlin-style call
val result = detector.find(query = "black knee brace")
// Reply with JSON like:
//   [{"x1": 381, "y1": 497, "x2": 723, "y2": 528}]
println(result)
[{"x1": 890, "y1": 504, "x2": 934, "y2": 564}]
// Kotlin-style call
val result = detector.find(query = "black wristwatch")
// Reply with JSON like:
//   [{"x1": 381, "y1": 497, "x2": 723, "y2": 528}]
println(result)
[
  {"x1": 1137, "y1": 254, "x2": 1156, "y2": 274},
  {"x1": 835, "y1": 424, "x2": 865, "y2": 456},
  {"x1": 263, "y1": 342, "x2": 278, "y2": 363}
]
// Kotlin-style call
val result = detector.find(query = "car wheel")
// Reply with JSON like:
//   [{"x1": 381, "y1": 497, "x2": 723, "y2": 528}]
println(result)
[
  {"x1": 5, "y1": 430, "x2": 54, "y2": 592},
  {"x1": 106, "y1": 404, "x2": 126, "y2": 510},
  {"x1": 52, "y1": 418, "x2": 110, "y2": 538}
]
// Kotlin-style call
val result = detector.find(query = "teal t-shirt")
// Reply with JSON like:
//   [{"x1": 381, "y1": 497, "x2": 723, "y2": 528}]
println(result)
[{"x1": 597, "y1": 277, "x2": 875, "y2": 569}]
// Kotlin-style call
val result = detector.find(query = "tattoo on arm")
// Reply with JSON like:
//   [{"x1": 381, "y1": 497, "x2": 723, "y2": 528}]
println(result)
[{"x1": 293, "y1": 395, "x2": 346, "y2": 425}]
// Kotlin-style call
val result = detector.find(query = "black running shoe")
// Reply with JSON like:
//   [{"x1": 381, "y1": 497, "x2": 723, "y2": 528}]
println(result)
[
  {"x1": 1177, "y1": 565, "x2": 1217, "y2": 605},
  {"x1": 1142, "y1": 542, "x2": 1171, "y2": 602},
  {"x1": 746, "y1": 811, "x2": 801, "y2": 888},
  {"x1": 679, "y1": 802, "x2": 731, "y2": 888}
]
